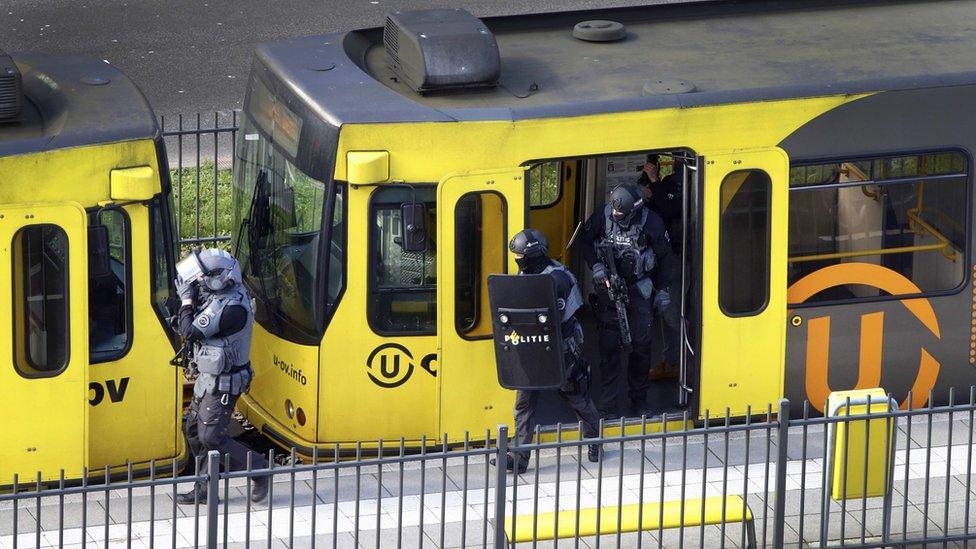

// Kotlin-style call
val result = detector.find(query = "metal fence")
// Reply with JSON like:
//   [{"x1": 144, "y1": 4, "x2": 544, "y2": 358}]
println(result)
[
  {"x1": 3, "y1": 390, "x2": 976, "y2": 548},
  {"x1": 160, "y1": 112, "x2": 239, "y2": 247}
]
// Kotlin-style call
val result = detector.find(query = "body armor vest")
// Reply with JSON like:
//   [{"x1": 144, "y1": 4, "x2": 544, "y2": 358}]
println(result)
[
  {"x1": 602, "y1": 204, "x2": 656, "y2": 280},
  {"x1": 191, "y1": 284, "x2": 254, "y2": 397}
]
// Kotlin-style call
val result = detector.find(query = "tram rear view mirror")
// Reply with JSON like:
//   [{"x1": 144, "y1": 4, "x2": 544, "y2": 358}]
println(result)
[
  {"x1": 400, "y1": 202, "x2": 428, "y2": 252},
  {"x1": 88, "y1": 224, "x2": 111, "y2": 278}
]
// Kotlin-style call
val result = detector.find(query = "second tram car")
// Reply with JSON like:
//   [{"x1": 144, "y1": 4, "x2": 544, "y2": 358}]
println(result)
[{"x1": 231, "y1": 0, "x2": 976, "y2": 454}]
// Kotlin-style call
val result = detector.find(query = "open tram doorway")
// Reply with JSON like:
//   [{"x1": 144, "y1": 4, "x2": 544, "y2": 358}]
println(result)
[{"x1": 525, "y1": 150, "x2": 701, "y2": 426}]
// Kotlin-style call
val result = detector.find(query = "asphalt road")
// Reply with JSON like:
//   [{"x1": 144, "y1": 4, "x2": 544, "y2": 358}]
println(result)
[{"x1": 2, "y1": 1, "x2": 686, "y2": 118}]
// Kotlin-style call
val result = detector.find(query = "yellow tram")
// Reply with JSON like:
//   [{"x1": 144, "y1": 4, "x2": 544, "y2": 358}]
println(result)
[
  {"x1": 0, "y1": 51, "x2": 184, "y2": 483},
  {"x1": 232, "y1": 0, "x2": 976, "y2": 455}
]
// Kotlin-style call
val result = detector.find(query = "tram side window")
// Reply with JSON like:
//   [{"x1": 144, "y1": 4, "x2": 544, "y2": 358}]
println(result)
[
  {"x1": 788, "y1": 152, "x2": 968, "y2": 304},
  {"x1": 326, "y1": 184, "x2": 346, "y2": 312},
  {"x1": 527, "y1": 161, "x2": 560, "y2": 207},
  {"x1": 455, "y1": 192, "x2": 507, "y2": 337},
  {"x1": 150, "y1": 202, "x2": 176, "y2": 320},
  {"x1": 13, "y1": 225, "x2": 70, "y2": 377},
  {"x1": 88, "y1": 209, "x2": 130, "y2": 362},
  {"x1": 369, "y1": 186, "x2": 437, "y2": 335},
  {"x1": 719, "y1": 170, "x2": 771, "y2": 315}
]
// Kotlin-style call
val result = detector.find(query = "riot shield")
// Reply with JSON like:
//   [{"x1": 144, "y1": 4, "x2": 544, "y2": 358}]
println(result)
[{"x1": 487, "y1": 274, "x2": 566, "y2": 390}]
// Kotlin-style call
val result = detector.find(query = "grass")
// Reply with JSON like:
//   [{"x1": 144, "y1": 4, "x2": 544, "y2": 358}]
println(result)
[{"x1": 170, "y1": 160, "x2": 235, "y2": 249}]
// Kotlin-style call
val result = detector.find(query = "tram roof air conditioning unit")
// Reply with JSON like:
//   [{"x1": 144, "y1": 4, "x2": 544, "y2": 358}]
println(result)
[
  {"x1": 0, "y1": 48, "x2": 23, "y2": 121},
  {"x1": 384, "y1": 8, "x2": 500, "y2": 94}
]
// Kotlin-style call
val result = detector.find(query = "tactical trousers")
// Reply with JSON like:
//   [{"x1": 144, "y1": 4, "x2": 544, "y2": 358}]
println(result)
[
  {"x1": 185, "y1": 391, "x2": 268, "y2": 487},
  {"x1": 596, "y1": 286, "x2": 654, "y2": 413},
  {"x1": 512, "y1": 359, "x2": 601, "y2": 462},
  {"x1": 658, "y1": 262, "x2": 682, "y2": 366}
]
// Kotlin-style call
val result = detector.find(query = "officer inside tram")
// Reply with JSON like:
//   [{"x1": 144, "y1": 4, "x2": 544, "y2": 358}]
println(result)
[
  {"x1": 174, "y1": 248, "x2": 269, "y2": 504},
  {"x1": 494, "y1": 229, "x2": 602, "y2": 473},
  {"x1": 581, "y1": 184, "x2": 674, "y2": 419},
  {"x1": 637, "y1": 155, "x2": 683, "y2": 381}
]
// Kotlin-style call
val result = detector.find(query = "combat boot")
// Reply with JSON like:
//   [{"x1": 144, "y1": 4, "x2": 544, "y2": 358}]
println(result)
[
  {"x1": 250, "y1": 475, "x2": 270, "y2": 503},
  {"x1": 490, "y1": 453, "x2": 529, "y2": 474},
  {"x1": 587, "y1": 444, "x2": 602, "y2": 463},
  {"x1": 176, "y1": 484, "x2": 210, "y2": 505}
]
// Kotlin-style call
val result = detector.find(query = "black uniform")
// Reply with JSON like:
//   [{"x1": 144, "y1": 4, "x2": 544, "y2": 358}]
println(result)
[
  {"x1": 511, "y1": 258, "x2": 602, "y2": 462},
  {"x1": 582, "y1": 201, "x2": 674, "y2": 415}
]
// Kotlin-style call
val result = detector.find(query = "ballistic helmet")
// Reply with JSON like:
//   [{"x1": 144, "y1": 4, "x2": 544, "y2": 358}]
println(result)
[
  {"x1": 509, "y1": 228, "x2": 549, "y2": 258},
  {"x1": 609, "y1": 184, "x2": 644, "y2": 225},
  {"x1": 176, "y1": 247, "x2": 243, "y2": 292}
]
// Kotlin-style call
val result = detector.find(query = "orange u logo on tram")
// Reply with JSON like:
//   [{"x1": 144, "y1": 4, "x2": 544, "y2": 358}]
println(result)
[{"x1": 788, "y1": 262, "x2": 942, "y2": 412}]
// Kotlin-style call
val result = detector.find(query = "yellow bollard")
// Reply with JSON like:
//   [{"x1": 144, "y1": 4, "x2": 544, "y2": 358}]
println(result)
[{"x1": 826, "y1": 388, "x2": 896, "y2": 500}]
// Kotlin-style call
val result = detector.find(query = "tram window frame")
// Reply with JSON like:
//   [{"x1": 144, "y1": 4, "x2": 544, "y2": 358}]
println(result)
[
  {"x1": 787, "y1": 150, "x2": 970, "y2": 307},
  {"x1": 527, "y1": 161, "x2": 562, "y2": 209},
  {"x1": 718, "y1": 169, "x2": 772, "y2": 317},
  {"x1": 87, "y1": 207, "x2": 134, "y2": 364},
  {"x1": 454, "y1": 191, "x2": 508, "y2": 340},
  {"x1": 367, "y1": 184, "x2": 438, "y2": 337},
  {"x1": 322, "y1": 182, "x2": 347, "y2": 328},
  {"x1": 149, "y1": 196, "x2": 178, "y2": 344},
  {"x1": 12, "y1": 224, "x2": 71, "y2": 379}
]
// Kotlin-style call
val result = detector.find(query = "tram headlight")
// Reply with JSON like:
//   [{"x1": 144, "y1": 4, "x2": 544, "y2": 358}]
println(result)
[
  {"x1": 285, "y1": 399, "x2": 295, "y2": 419},
  {"x1": 296, "y1": 407, "x2": 307, "y2": 426}
]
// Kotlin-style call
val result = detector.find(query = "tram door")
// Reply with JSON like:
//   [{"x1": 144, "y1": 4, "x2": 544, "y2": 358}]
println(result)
[
  {"x1": 437, "y1": 169, "x2": 526, "y2": 438},
  {"x1": 698, "y1": 149, "x2": 789, "y2": 416},
  {"x1": 0, "y1": 203, "x2": 89, "y2": 482}
]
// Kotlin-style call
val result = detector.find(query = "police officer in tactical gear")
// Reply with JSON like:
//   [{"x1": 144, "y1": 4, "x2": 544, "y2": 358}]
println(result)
[
  {"x1": 174, "y1": 248, "x2": 269, "y2": 504},
  {"x1": 581, "y1": 184, "x2": 674, "y2": 418},
  {"x1": 494, "y1": 229, "x2": 602, "y2": 473},
  {"x1": 638, "y1": 156, "x2": 683, "y2": 380}
]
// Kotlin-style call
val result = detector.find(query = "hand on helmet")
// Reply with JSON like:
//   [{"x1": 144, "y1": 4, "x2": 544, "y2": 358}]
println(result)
[
  {"x1": 654, "y1": 288, "x2": 672, "y2": 312},
  {"x1": 175, "y1": 277, "x2": 199, "y2": 305}
]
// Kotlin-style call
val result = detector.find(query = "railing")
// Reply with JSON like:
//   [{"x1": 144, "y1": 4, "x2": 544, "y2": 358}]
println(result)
[
  {"x1": 3, "y1": 390, "x2": 976, "y2": 548},
  {"x1": 160, "y1": 112, "x2": 239, "y2": 248}
]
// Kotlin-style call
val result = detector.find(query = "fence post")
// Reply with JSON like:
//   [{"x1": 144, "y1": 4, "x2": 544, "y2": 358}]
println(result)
[
  {"x1": 772, "y1": 399, "x2": 790, "y2": 549},
  {"x1": 206, "y1": 450, "x2": 221, "y2": 549},
  {"x1": 493, "y1": 425, "x2": 510, "y2": 549}
]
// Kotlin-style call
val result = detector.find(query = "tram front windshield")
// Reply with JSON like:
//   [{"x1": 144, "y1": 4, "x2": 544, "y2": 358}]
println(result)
[{"x1": 232, "y1": 116, "x2": 328, "y2": 342}]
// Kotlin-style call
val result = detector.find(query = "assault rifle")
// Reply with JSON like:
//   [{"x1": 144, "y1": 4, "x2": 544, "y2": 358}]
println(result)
[{"x1": 595, "y1": 242, "x2": 632, "y2": 349}]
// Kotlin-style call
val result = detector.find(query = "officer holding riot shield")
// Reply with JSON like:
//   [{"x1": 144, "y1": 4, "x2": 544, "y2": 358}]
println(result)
[
  {"x1": 493, "y1": 229, "x2": 602, "y2": 473},
  {"x1": 174, "y1": 248, "x2": 269, "y2": 504},
  {"x1": 581, "y1": 184, "x2": 674, "y2": 418}
]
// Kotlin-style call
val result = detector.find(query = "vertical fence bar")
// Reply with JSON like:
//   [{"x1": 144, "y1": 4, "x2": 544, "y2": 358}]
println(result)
[
  {"x1": 461, "y1": 431, "x2": 470, "y2": 549},
  {"x1": 195, "y1": 112, "x2": 201, "y2": 241},
  {"x1": 223, "y1": 454, "x2": 230, "y2": 548},
  {"x1": 419, "y1": 435, "x2": 427, "y2": 549},
  {"x1": 354, "y1": 441, "x2": 362, "y2": 549},
  {"x1": 740, "y1": 406, "x2": 751, "y2": 549},
  {"x1": 12, "y1": 474, "x2": 18, "y2": 549},
  {"x1": 206, "y1": 451, "x2": 220, "y2": 549},
  {"x1": 720, "y1": 409, "x2": 731, "y2": 549},
  {"x1": 266, "y1": 449, "x2": 275, "y2": 549},
  {"x1": 944, "y1": 389, "x2": 956, "y2": 544},
  {"x1": 289, "y1": 448, "x2": 297, "y2": 549},
  {"x1": 902, "y1": 391, "x2": 913, "y2": 543},
  {"x1": 923, "y1": 391, "x2": 934, "y2": 542},
  {"x1": 376, "y1": 439, "x2": 384, "y2": 549},
  {"x1": 699, "y1": 411, "x2": 710, "y2": 549},
  {"x1": 494, "y1": 425, "x2": 509, "y2": 549},
  {"x1": 397, "y1": 438, "x2": 405, "y2": 549},
  {"x1": 798, "y1": 402, "x2": 809, "y2": 546},
  {"x1": 678, "y1": 412, "x2": 688, "y2": 549},
  {"x1": 104, "y1": 464, "x2": 111, "y2": 549},
  {"x1": 966, "y1": 387, "x2": 975, "y2": 548},
  {"x1": 637, "y1": 416, "x2": 647, "y2": 549},
  {"x1": 772, "y1": 399, "x2": 790, "y2": 549},
  {"x1": 533, "y1": 425, "x2": 542, "y2": 549},
  {"x1": 59, "y1": 469, "x2": 66, "y2": 549},
  {"x1": 553, "y1": 424, "x2": 563, "y2": 549},
  {"x1": 575, "y1": 421, "x2": 583, "y2": 549},
  {"x1": 311, "y1": 446, "x2": 319, "y2": 549},
  {"x1": 617, "y1": 417, "x2": 625, "y2": 549},
  {"x1": 761, "y1": 404, "x2": 772, "y2": 549},
  {"x1": 34, "y1": 471, "x2": 41, "y2": 549},
  {"x1": 442, "y1": 434, "x2": 450, "y2": 549},
  {"x1": 245, "y1": 452, "x2": 253, "y2": 547},
  {"x1": 484, "y1": 429, "x2": 491, "y2": 549},
  {"x1": 332, "y1": 443, "x2": 340, "y2": 549},
  {"x1": 126, "y1": 461, "x2": 134, "y2": 548}
]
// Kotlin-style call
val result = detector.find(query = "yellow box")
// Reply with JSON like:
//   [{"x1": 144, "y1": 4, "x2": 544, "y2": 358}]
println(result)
[{"x1": 827, "y1": 388, "x2": 894, "y2": 500}]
